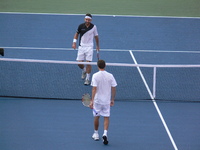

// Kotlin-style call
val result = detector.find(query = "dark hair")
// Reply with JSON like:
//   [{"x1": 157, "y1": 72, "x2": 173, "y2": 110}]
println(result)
[
  {"x1": 85, "y1": 13, "x2": 92, "y2": 18},
  {"x1": 97, "y1": 60, "x2": 106, "y2": 69}
]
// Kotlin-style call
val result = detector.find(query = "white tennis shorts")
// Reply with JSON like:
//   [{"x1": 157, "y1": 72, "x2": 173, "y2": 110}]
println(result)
[
  {"x1": 93, "y1": 103, "x2": 110, "y2": 117},
  {"x1": 76, "y1": 46, "x2": 93, "y2": 61}
]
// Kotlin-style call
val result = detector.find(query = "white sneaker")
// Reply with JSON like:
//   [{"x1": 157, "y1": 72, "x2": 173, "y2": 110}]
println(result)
[
  {"x1": 84, "y1": 79, "x2": 90, "y2": 85},
  {"x1": 81, "y1": 71, "x2": 86, "y2": 80},
  {"x1": 92, "y1": 133, "x2": 99, "y2": 141}
]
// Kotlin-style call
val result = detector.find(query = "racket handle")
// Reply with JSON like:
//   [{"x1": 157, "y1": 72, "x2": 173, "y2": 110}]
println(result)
[
  {"x1": 93, "y1": 109, "x2": 98, "y2": 115},
  {"x1": 96, "y1": 50, "x2": 100, "y2": 60}
]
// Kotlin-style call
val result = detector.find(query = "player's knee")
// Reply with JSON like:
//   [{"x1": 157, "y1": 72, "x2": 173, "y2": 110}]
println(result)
[{"x1": 78, "y1": 64, "x2": 84, "y2": 69}]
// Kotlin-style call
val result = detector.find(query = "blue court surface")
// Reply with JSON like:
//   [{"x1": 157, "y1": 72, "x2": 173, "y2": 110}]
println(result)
[{"x1": 0, "y1": 13, "x2": 200, "y2": 150}]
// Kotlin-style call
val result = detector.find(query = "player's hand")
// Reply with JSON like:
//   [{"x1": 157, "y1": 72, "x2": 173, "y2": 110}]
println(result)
[
  {"x1": 72, "y1": 43, "x2": 76, "y2": 49},
  {"x1": 96, "y1": 46, "x2": 100, "y2": 51},
  {"x1": 110, "y1": 100, "x2": 114, "y2": 106},
  {"x1": 89, "y1": 101, "x2": 94, "y2": 109}
]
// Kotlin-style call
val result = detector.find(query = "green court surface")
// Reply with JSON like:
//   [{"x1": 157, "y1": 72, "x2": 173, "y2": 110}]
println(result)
[{"x1": 0, "y1": 0, "x2": 200, "y2": 17}]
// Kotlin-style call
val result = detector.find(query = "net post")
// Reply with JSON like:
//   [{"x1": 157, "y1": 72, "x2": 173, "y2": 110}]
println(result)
[
  {"x1": 153, "y1": 67, "x2": 157, "y2": 99},
  {"x1": 0, "y1": 48, "x2": 4, "y2": 56}
]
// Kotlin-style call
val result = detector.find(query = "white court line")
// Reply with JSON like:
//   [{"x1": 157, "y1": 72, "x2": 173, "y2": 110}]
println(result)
[
  {"x1": 0, "y1": 12, "x2": 200, "y2": 19},
  {"x1": 1, "y1": 46, "x2": 73, "y2": 51},
  {"x1": 129, "y1": 50, "x2": 178, "y2": 150},
  {"x1": 1, "y1": 46, "x2": 200, "y2": 54}
]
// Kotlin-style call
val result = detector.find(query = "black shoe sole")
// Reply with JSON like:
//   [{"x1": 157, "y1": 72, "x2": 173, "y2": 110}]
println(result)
[{"x1": 102, "y1": 136, "x2": 108, "y2": 145}]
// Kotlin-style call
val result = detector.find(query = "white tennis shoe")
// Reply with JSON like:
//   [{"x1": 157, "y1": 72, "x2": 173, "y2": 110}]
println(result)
[
  {"x1": 81, "y1": 71, "x2": 86, "y2": 80},
  {"x1": 92, "y1": 133, "x2": 99, "y2": 141},
  {"x1": 84, "y1": 79, "x2": 90, "y2": 85}
]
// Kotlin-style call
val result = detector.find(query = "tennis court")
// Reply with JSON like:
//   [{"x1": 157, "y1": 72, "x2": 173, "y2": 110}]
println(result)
[{"x1": 0, "y1": 2, "x2": 200, "y2": 149}]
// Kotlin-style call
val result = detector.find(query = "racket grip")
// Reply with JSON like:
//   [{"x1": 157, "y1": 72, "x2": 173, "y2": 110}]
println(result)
[
  {"x1": 93, "y1": 109, "x2": 98, "y2": 115},
  {"x1": 96, "y1": 50, "x2": 100, "y2": 60}
]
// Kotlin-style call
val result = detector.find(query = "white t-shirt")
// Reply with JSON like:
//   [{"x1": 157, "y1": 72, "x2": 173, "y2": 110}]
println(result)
[{"x1": 91, "y1": 70, "x2": 117, "y2": 105}]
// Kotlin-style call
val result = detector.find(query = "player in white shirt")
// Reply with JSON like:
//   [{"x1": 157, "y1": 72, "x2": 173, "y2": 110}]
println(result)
[
  {"x1": 72, "y1": 13, "x2": 100, "y2": 85},
  {"x1": 90, "y1": 60, "x2": 117, "y2": 145}
]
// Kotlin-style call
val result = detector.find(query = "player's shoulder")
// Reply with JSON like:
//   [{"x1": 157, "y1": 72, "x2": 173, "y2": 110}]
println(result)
[
  {"x1": 93, "y1": 71, "x2": 102, "y2": 77},
  {"x1": 93, "y1": 71, "x2": 100, "y2": 76},
  {"x1": 105, "y1": 70, "x2": 112, "y2": 75},
  {"x1": 102, "y1": 71, "x2": 113, "y2": 77},
  {"x1": 89, "y1": 23, "x2": 95, "y2": 29},
  {"x1": 92, "y1": 24, "x2": 97, "y2": 28},
  {"x1": 106, "y1": 71, "x2": 116, "y2": 79},
  {"x1": 78, "y1": 23, "x2": 85, "y2": 27},
  {"x1": 78, "y1": 23, "x2": 96, "y2": 28}
]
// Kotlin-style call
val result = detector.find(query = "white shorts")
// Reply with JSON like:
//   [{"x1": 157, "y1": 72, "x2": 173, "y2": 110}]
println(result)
[
  {"x1": 76, "y1": 46, "x2": 93, "y2": 61},
  {"x1": 93, "y1": 103, "x2": 110, "y2": 117}
]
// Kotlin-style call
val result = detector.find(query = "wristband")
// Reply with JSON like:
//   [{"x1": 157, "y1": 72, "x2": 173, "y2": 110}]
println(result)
[{"x1": 73, "y1": 39, "x2": 77, "y2": 43}]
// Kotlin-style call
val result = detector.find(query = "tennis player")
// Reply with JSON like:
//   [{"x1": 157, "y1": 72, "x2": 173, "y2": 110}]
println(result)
[
  {"x1": 90, "y1": 60, "x2": 117, "y2": 145},
  {"x1": 72, "y1": 13, "x2": 100, "y2": 85}
]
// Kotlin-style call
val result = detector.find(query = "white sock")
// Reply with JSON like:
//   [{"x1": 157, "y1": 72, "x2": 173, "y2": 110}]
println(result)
[
  {"x1": 86, "y1": 73, "x2": 90, "y2": 80},
  {"x1": 83, "y1": 67, "x2": 86, "y2": 73},
  {"x1": 103, "y1": 130, "x2": 107, "y2": 136},
  {"x1": 94, "y1": 130, "x2": 98, "y2": 133}
]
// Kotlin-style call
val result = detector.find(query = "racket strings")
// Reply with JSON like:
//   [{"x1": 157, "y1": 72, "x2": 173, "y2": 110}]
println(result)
[{"x1": 82, "y1": 94, "x2": 91, "y2": 107}]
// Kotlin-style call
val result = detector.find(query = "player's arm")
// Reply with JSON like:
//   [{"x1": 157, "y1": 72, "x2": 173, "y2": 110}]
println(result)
[
  {"x1": 72, "y1": 33, "x2": 78, "y2": 49},
  {"x1": 94, "y1": 36, "x2": 100, "y2": 51},
  {"x1": 110, "y1": 87, "x2": 116, "y2": 106}
]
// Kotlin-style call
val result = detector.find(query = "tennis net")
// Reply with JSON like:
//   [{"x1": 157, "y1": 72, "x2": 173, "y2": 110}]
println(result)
[{"x1": 0, "y1": 58, "x2": 200, "y2": 102}]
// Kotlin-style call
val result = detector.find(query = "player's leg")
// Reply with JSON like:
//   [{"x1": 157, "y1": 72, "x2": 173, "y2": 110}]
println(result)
[
  {"x1": 92, "y1": 116, "x2": 100, "y2": 141},
  {"x1": 76, "y1": 46, "x2": 86, "y2": 79},
  {"x1": 92, "y1": 103, "x2": 101, "y2": 141},
  {"x1": 84, "y1": 47, "x2": 93, "y2": 85},
  {"x1": 102, "y1": 105, "x2": 110, "y2": 145},
  {"x1": 102, "y1": 117, "x2": 109, "y2": 145},
  {"x1": 94, "y1": 116, "x2": 100, "y2": 131},
  {"x1": 84, "y1": 62, "x2": 91, "y2": 85},
  {"x1": 104, "y1": 117, "x2": 109, "y2": 132},
  {"x1": 78, "y1": 61, "x2": 86, "y2": 79}
]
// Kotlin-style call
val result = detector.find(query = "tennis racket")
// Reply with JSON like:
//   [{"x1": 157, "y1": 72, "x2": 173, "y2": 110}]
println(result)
[
  {"x1": 0, "y1": 48, "x2": 4, "y2": 56},
  {"x1": 96, "y1": 50, "x2": 100, "y2": 60},
  {"x1": 82, "y1": 93, "x2": 98, "y2": 115}
]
